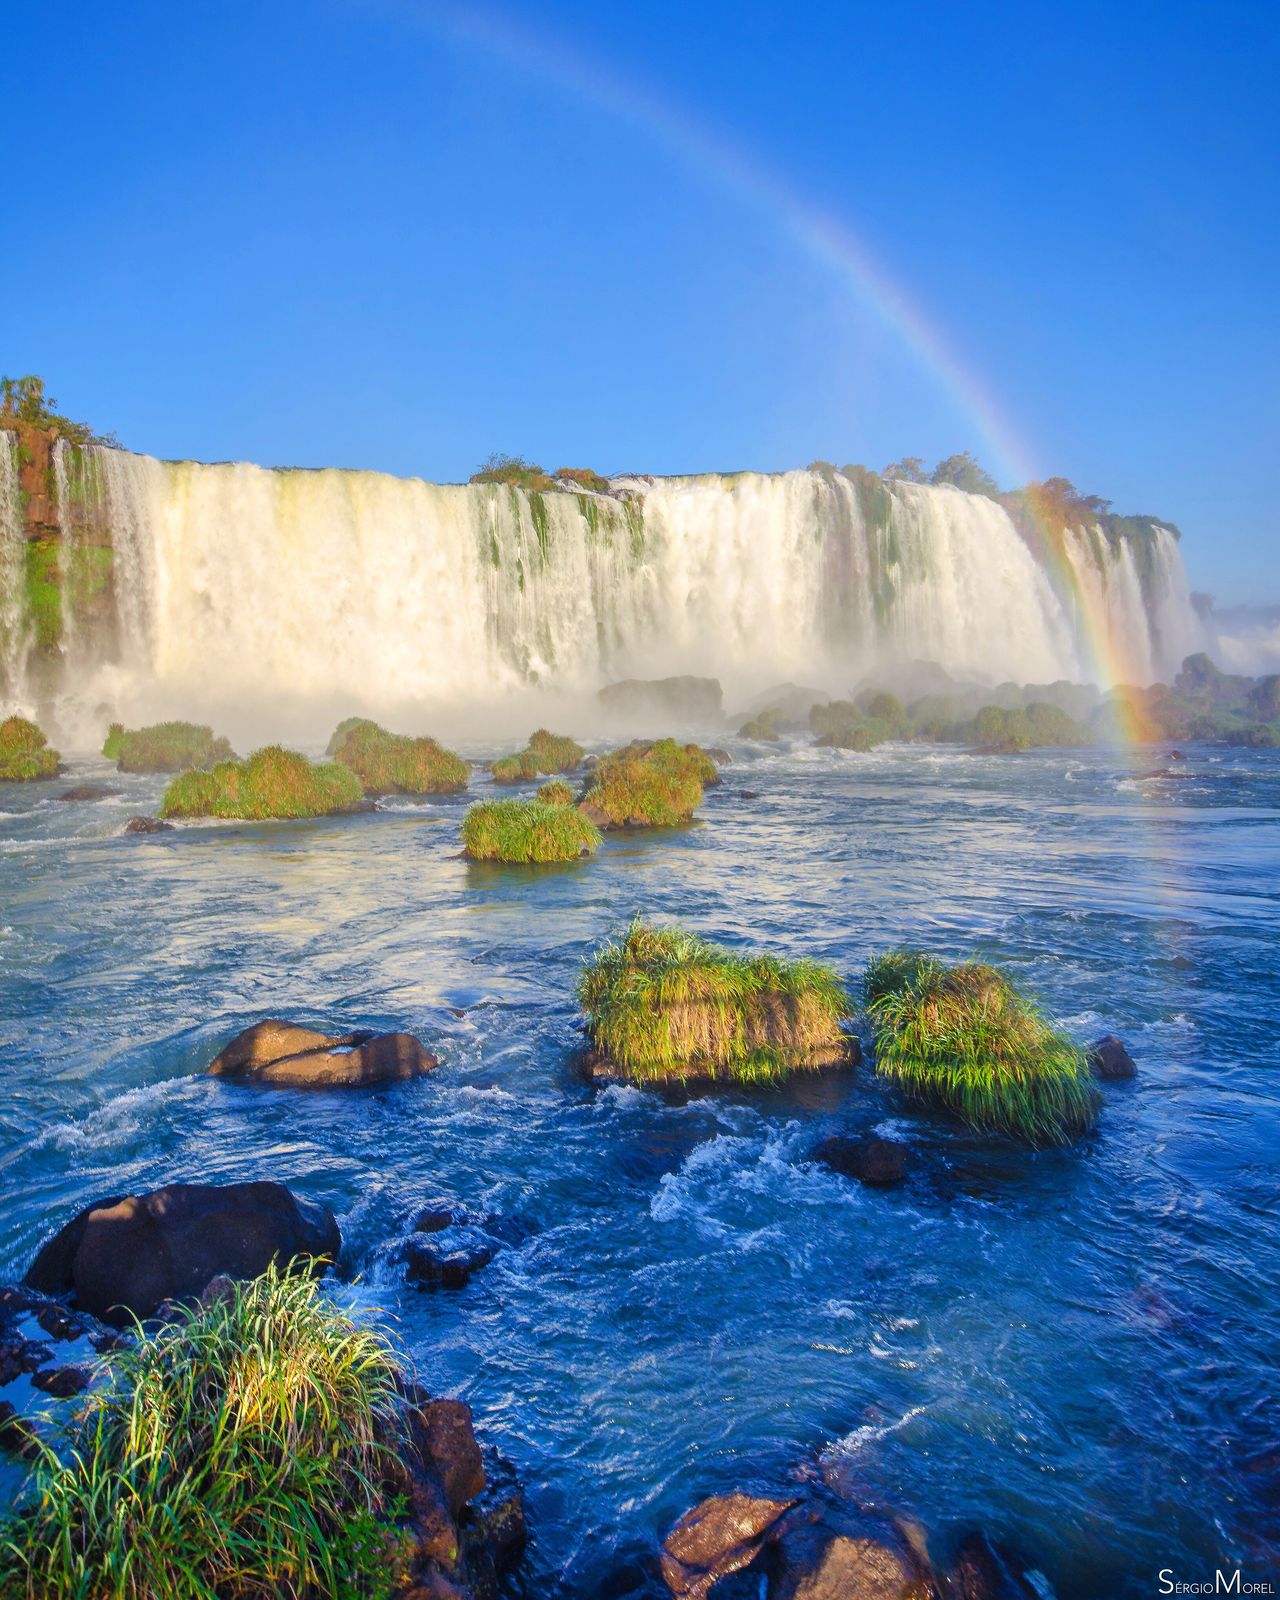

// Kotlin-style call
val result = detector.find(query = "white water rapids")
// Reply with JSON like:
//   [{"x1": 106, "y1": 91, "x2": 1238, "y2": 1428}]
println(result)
[{"x1": 0, "y1": 449, "x2": 1201, "y2": 741}]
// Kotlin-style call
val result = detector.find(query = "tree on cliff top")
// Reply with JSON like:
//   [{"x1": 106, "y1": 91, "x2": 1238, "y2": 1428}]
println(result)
[{"x1": 0, "y1": 374, "x2": 120, "y2": 447}]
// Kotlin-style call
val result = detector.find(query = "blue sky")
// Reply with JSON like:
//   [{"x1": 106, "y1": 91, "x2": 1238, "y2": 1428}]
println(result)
[{"x1": 2, "y1": 0, "x2": 1276, "y2": 602}]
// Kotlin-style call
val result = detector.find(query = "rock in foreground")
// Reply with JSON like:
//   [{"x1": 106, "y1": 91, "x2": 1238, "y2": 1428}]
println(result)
[
  {"x1": 24, "y1": 1180, "x2": 341, "y2": 1323},
  {"x1": 578, "y1": 918, "x2": 854, "y2": 1084},
  {"x1": 1087, "y1": 1035, "x2": 1136, "y2": 1080},
  {"x1": 123, "y1": 813, "x2": 174, "y2": 833},
  {"x1": 207, "y1": 1018, "x2": 437, "y2": 1088}
]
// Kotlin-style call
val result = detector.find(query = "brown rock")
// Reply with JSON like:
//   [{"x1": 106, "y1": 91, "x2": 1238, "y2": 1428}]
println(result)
[
  {"x1": 661, "y1": 1492, "x2": 798, "y2": 1599},
  {"x1": 207, "y1": 1018, "x2": 437, "y2": 1088},
  {"x1": 1087, "y1": 1036, "x2": 1136, "y2": 1080},
  {"x1": 771, "y1": 1524, "x2": 936, "y2": 1600},
  {"x1": 405, "y1": 1467, "x2": 460, "y2": 1569},
  {"x1": 945, "y1": 1531, "x2": 1043, "y2": 1599},
  {"x1": 411, "y1": 1400, "x2": 486, "y2": 1518},
  {"x1": 123, "y1": 815, "x2": 174, "y2": 834}
]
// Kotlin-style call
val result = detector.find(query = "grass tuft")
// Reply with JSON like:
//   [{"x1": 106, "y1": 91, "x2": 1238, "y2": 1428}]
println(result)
[
  {"x1": 491, "y1": 729, "x2": 585, "y2": 783},
  {"x1": 0, "y1": 716, "x2": 59, "y2": 781},
  {"x1": 579, "y1": 739, "x2": 714, "y2": 827},
  {"x1": 158, "y1": 747, "x2": 365, "y2": 821},
  {"x1": 331, "y1": 721, "x2": 468, "y2": 795},
  {"x1": 461, "y1": 797, "x2": 601, "y2": 862},
  {"x1": 0, "y1": 1264, "x2": 407, "y2": 1600},
  {"x1": 325, "y1": 717, "x2": 379, "y2": 756},
  {"x1": 102, "y1": 721, "x2": 235, "y2": 773},
  {"x1": 578, "y1": 918, "x2": 853, "y2": 1083},
  {"x1": 536, "y1": 779, "x2": 575, "y2": 806},
  {"x1": 864, "y1": 950, "x2": 1100, "y2": 1145}
]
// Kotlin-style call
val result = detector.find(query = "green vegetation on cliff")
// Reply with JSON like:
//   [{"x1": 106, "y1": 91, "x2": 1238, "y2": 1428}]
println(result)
[
  {"x1": 578, "y1": 919, "x2": 853, "y2": 1083},
  {"x1": 104, "y1": 721, "x2": 235, "y2": 773},
  {"x1": 579, "y1": 739, "x2": 714, "y2": 828},
  {"x1": 159, "y1": 747, "x2": 364, "y2": 821},
  {"x1": 331, "y1": 720, "x2": 469, "y2": 795},
  {"x1": 491, "y1": 728, "x2": 585, "y2": 783},
  {"x1": 461, "y1": 796, "x2": 601, "y2": 863},
  {"x1": 0, "y1": 1265, "x2": 406, "y2": 1600},
  {"x1": 0, "y1": 374, "x2": 120, "y2": 449},
  {"x1": 0, "y1": 716, "x2": 59, "y2": 781},
  {"x1": 864, "y1": 951, "x2": 1099, "y2": 1145}
]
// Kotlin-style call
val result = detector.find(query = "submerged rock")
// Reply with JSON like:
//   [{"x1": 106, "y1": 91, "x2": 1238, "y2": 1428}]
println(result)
[
  {"x1": 123, "y1": 814, "x2": 174, "y2": 833},
  {"x1": 207, "y1": 1018, "x2": 437, "y2": 1088},
  {"x1": 1087, "y1": 1035, "x2": 1136, "y2": 1080},
  {"x1": 24, "y1": 1180, "x2": 340, "y2": 1324},
  {"x1": 812, "y1": 1134, "x2": 909, "y2": 1188},
  {"x1": 944, "y1": 1531, "x2": 1048, "y2": 1599},
  {"x1": 404, "y1": 1238, "x2": 494, "y2": 1290},
  {"x1": 57, "y1": 785, "x2": 120, "y2": 802}
]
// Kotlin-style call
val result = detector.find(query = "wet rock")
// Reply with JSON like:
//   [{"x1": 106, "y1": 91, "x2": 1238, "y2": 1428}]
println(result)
[
  {"x1": 207, "y1": 1017, "x2": 437, "y2": 1088},
  {"x1": 0, "y1": 1336, "x2": 54, "y2": 1383},
  {"x1": 0, "y1": 1401, "x2": 39, "y2": 1460},
  {"x1": 25, "y1": 1180, "x2": 340, "y2": 1325},
  {"x1": 414, "y1": 1201, "x2": 480, "y2": 1234},
  {"x1": 770, "y1": 1518, "x2": 935, "y2": 1600},
  {"x1": 123, "y1": 814, "x2": 174, "y2": 833},
  {"x1": 31, "y1": 1364, "x2": 90, "y2": 1397},
  {"x1": 1086, "y1": 1036, "x2": 1136, "y2": 1080},
  {"x1": 36, "y1": 1303, "x2": 87, "y2": 1341},
  {"x1": 57, "y1": 785, "x2": 120, "y2": 802},
  {"x1": 660, "y1": 1492, "x2": 798, "y2": 1599},
  {"x1": 705, "y1": 748, "x2": 732, "y2": 765},
  {"x1": 411, "y1": 1399, "x2": 486, "y2": 1517},
  {"x1": 462, "y1": 1448, "x2": 526, "y2": 1580},
  {"x1": 812, "y1": 1135, "x2": 909, "y2": 1188},
  {"x1": 598, "y1": 675, "x2": 724, "y2": 722},
  {"x1": 944, "y1": 1531, "x2": 1046, "y2": 1598},
  {"x1": 404, "y1": 1238, "x2": 494, "y2": 1290}
]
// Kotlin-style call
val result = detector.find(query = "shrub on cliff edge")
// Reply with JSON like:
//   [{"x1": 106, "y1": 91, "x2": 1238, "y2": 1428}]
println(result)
[
  {"x1": 0, "y1": 1265, "x2": 407, "y2": 1600},
  {"x1": 864, "y1": 950, "x2": 1099, "y2": 1145},
  {"x1": 332, "y1": 721, "x2": 468, "y2": 795},
  {"x1": 579, "y1": 739, "x2": 713, "y2": 827},
  {"x1": 104, "y1": 721, "x2": 235, "y2": 773},
  {"x1": 461, "y1": 797, "x2": 601, "y2": 863},
  {"x1": 0, "y1": 716, "x2": 58, "y2": 781},
  {"x1": 578, "y1": 919, "x2": 853, "y2": 1083},
  {"x1": 159, "y1": 746, "x2": 364, "y2": 820}
]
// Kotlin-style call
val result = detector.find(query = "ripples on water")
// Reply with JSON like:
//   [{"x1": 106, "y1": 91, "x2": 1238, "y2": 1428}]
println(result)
[{"x1": 1, "y1": 741, "x2": 1277, "y2": 1596}]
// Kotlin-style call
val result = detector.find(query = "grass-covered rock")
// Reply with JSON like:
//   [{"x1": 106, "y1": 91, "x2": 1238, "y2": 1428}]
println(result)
[
  {"x1": 325, "y1": 715, "x2": 379, "y2": 755},
  {"x1": 331, "y1": 720, "x2": 468, "y2": 795},
  {"x1": 536, "y1": 778, "x2": 575, "y2": 805},
  {"x1": 491, "y1": 728, "x2": 585, "y2": 783},
  {"x1": 158, "y1": 746, "x2": 365, "y2": 821},
  {"x1": 739, "y1": 709, "x2": 783, "y2": 740},
  {"x1": 461, "y1": 797, "x2": 601, "y2": 862},
  {"x1": 0, "y1": 716, "x2": 59, "y2": 781},
  {"x1": 864, "y1": 951, "x2": 1100, "y2": 1144},
  {"x1": 103, "y1": 720, "x2": 235, "y2": 773},
  {"x1": 0, "y1": 1265, "x2": 406, "y2": 1600},
  {"x1": 578, "y1": 738, "x2": 715, "y2": 828},
  {"x1": 578, "y1": 919, "x2": 853, "y2": 1083}
]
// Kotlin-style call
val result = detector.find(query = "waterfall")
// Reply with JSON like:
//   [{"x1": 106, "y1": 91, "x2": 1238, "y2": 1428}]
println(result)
[
  {"x1": 0, "y1": 432, "x2": 29, "y2": 709},
  {"x1": 19, "y1": 450, "x2": 1203, "y2": 736}
]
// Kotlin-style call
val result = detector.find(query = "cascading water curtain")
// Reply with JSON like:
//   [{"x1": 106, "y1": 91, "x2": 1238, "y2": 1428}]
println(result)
[{"x1": 0, "y1": 430, "x2": 30, "y2": 707}]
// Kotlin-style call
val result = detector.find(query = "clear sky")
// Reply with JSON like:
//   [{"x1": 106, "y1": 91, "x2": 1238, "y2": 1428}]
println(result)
[{"x1": 2, "y1": 0, "x2": 1276, "y2": 602}]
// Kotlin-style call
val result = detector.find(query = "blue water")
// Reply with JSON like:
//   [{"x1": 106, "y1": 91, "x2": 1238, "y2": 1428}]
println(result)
[{"x1": 1, "y1": 740, "x2": 1277, "y2": 1596}]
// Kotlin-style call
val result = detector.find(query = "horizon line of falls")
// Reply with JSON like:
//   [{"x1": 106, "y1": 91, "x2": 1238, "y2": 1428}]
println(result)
[{"x1": 0, "y1": 445, "x2": 1201, "y2": 739}]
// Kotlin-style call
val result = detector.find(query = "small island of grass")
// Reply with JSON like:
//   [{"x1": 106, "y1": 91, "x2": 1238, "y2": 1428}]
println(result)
[
  {"x1": 491, "y1": 728, "x2": 586, "y2": 783},
  {"x1": 330, "y1": 719, "x2": 468, "y2": 795},
  {"x1": 578, "y1": 738, "x2": 716, "y2": 828},
  {"x1": 0, "y1": 1266, "x2": 406, "y2": 1600},
  {"x1": 102, "y1": 720, "x2": 236, "y2": 772},
  {"x1": 536, "y1": 778, "x2": 575, "y2": 805},
  {"x1": 158, "y1": 746, "x2": 365, "y2": 820},
  {"x1": 0, "y1": 716, "x2": 59, "y2": 781},
  {"x1": 578, "y1": 919, "x2": 853, "y2": 1083},
  {"x1": 864, "y1": 950, "x2": 1100, "y2": 1144},
  {"x1": 461, "y1": 796, "x2": 601, "y2": 862}
]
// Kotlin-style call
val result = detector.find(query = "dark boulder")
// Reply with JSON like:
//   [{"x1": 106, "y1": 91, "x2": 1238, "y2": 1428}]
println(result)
[
  {"x1": 123, "y1": 814, "x2": 174, "y2": 833},
  {"x1": 660, "y1": 1492, "x2": 798, "y2": 1599},
  {"x1": 58, "y1": 785, "x2": 120, "y2": 802},
  {"x1": 24, "y1": 1181, "x2": 340, "y2": 1325},
  {"x1": 207, "y1": 1018, "x2": 437, "y2": 1088},
  {"x1": 0, "y1": 1401, "x2": 39, "y2": 1460},
  {"x1": 1087, "y1": 1036, "x2": 1136, "y2": 1080},
  {"x1": 31, "y1": 1364, "x2": 90, "y2": 1398},
  {"x1": 404, "y1": 1238, "x2": 494, "y2": 1290},
  {"x1": 812, "y1": 1135, "x2": 909, "y2": 1188},
  {"x1": 415, "y1": 1200, "x2": 479, "y2": 1234},
  {"x1": 944, "y1": 1531, "x2": 1045, "y2": 1598}
]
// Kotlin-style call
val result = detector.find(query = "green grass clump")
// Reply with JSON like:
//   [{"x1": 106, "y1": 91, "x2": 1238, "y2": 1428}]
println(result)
[
  {"x1": 331, "y1": 720, "x2": 468, "y2": 795},
  {"x1": 159, "y1": 746, "x2": 365, "y2": 821},
  {"x1": 461, "y1": 797, "x2": 601, "y2": 862},
  {"x1": 103, "y1": 720, "x2": 235, "y2": 773},
  {"x1": 537, "y1": 779, "x2": 575, "y2": 805},
  {"x1": 579, "y1": 738, "x2": 712, "y2": 827},
  {"x1": 0, "y1": 1264, "x2": 407, "y2": 1600},
  {"x1": 325, "y1": 716, "x2": 379, "y2": 756},
  {"x1": 0, "y1": 716, "x2": 59, "y2": 781},
  {"x1": 739, "y1": 710, "x2": 782, "y2": 740},
  {"x1": 864, "y1": 950, "x2": 1100, "y2": 1145},
  {"x1": 578, "y1": 918, "x2": 853, "y2": 1083},
  {"x1": 491, "y1": 728, "x2": 585, "y2": 783}
]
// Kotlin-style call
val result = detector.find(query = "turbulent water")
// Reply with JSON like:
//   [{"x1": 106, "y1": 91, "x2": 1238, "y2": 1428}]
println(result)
[
  {"x1": 1, "y1": 736, "x2": 1276, "y2": 1596},
  {"x1": 0, "y1": 450, "x2": 1200, "y2": 736}
]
